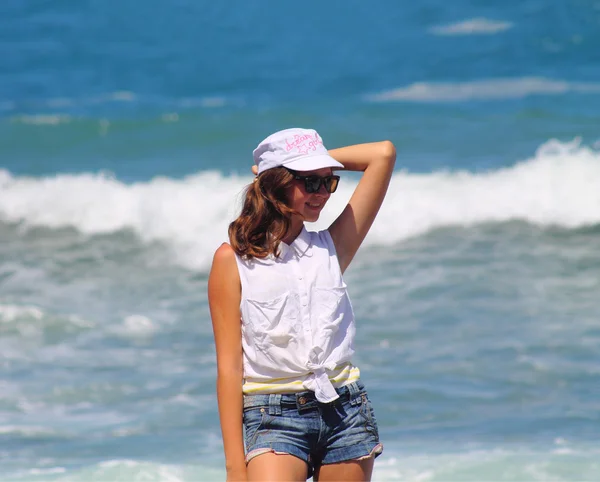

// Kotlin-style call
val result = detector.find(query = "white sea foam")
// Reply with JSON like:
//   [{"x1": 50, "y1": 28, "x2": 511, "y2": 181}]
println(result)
[
  {"x1": 1, "y1": 139, "x2": 599, "y2": 271},
  {"x1": 429, "y1": 18, "x2": 513, "y2": 36},
  {"x1": 88, "y1": 91, "x2": 137, "y2": 104},
  {"x1": 371, "y1": 445, "x2": 600, "y2": 481},
  {"x1": 0, "y1": 169, "x2": 244, "y2": 269},
  {"x1": 114, "y1": 314, "x2": 158, "y2": 338},
  {"x1": 0, "y1": 425, "x2": 60, "y2": 437},
  {"x1": 18, "y1": 459, "x2": 224, "y2": 482},
  {"x1": 0, "y1": 304, "x2": 44, "y2": 322},
  {"x1": 178, "y1": 96, "x2": 230, "y2": 108},
  {"x1": 47, "y1": 97, "x2": 75, "y2": 108},
  {"x1": 161, "y1": 112, "x2": 179, "y2": 122},
  {"x1": 0, "y1": 303, "x2": 95, "y2": 334},
  {"x1": 2, "y1": 93, "x2": 229, "y2": 115},
  {"x1": 367, "y1": 77, "x2": 600, "y2": 102},
  {"x1": 10, "y1": 114, "x2": 72, "y2": 126},
  {"x1": 27, "y1": 467, "x2": 67, "y2": 475},
  {"x1": 6, "y1": 447, "x2": 600, "y2": 481}
]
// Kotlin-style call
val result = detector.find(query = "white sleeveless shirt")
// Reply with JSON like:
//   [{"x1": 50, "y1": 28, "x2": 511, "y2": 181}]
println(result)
[{"x1": 234, "y1": 227, "x2": 357, "y2": 403}]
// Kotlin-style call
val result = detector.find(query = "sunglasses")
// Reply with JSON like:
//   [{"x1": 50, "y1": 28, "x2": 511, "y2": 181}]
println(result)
[{"x1": 286, "y1": 169, "x2": 340, "y2": 194}]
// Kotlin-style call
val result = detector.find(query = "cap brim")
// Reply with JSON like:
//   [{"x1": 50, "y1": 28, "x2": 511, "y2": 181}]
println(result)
[{"x1": 283, "y1": 154, "x2": 344, "y2": 172}]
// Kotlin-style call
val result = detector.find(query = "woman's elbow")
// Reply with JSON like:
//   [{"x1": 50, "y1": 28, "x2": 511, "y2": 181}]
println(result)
[{"x1": 379, "y1": 140, "x2": 396, "y2": 163}]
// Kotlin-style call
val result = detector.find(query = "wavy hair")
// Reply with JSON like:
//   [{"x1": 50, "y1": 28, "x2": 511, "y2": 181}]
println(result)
[{"x1": 228, "y1": 167, "x2": 298, "y2": 259}]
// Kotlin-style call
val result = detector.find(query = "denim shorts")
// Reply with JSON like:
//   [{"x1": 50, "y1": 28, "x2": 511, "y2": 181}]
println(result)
[{"x1": 242, "y1": 381, "x2": 382, "y2": 474}]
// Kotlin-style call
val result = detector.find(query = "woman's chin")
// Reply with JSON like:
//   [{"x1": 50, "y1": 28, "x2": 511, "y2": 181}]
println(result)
[{"x1": 303, "y1": 204, "x2": 325, "y2": 223}]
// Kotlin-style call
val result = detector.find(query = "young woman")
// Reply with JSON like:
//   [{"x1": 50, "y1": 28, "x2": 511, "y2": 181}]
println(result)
[{"x1": 208, "y1": 128, "x2": 396, "y2": 481}]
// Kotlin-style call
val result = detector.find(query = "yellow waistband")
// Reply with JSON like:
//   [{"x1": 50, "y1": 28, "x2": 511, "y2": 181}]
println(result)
[{"x1": 242, "y1": 363, "x2": 361, "y2": 395}]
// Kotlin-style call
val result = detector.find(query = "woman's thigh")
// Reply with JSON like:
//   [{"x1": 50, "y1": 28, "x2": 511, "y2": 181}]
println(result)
[
  {"x1": 313, "y1": 458, "x2": 374, "y2": 482},
  {"x1": 247, "y1": 452, "x2": 308, "y2": 482}
]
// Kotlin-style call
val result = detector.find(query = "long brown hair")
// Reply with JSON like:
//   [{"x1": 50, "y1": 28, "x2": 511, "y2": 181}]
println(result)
[{"x1": 228, "y1": 167, "x2": 298, "y2": 259}]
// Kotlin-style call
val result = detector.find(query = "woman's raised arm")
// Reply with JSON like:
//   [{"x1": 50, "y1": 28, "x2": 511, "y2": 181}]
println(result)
[{"x1": 328, "y1": 141, "x2": 396, "y2": 273}]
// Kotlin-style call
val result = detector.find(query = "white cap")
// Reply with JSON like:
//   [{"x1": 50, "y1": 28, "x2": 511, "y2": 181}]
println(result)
[{"x1": 253, "y1": 128, "x2": 344, "y2": 175}]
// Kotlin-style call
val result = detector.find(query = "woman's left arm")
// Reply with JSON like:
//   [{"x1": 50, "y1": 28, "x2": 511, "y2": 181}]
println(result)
[{"x1": 327, "y1": 141, "x2": 396, "y2": 273}]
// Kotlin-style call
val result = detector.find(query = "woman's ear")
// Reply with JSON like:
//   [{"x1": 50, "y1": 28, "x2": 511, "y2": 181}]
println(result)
[{"x1": 251, "y1": 165, "x2": 258, "y2": 176}]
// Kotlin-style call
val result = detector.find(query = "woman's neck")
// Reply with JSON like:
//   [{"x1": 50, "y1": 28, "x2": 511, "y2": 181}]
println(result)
[{"x1": 282, "y1": 218, "x2": 304, "y2": 245}]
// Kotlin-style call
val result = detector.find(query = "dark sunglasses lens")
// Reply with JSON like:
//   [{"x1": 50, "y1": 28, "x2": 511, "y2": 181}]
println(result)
[
  {"x1": 325, "y1": 176, "x2": 339, "y2": 193},
  {"x1": 300, "y1": 175, "x2": 340, "y2": 193},
  {"x1": 305, "y1": 177, "x2": 321, "y2": 193}
]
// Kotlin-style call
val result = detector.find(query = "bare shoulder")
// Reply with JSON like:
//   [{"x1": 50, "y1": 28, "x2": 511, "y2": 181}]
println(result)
[
  {"x1": 213, "y1": 242, "x2": 236, "y2": 264},
  {"x1": 210, "y1": 243, "x2": 239, "y2": 280},
  {"x1": 208, "y1": 243, "x2": 240, "y2": 303},
  {"x1": 208, "y1": 244, "x2": 242, "y2": 339}
]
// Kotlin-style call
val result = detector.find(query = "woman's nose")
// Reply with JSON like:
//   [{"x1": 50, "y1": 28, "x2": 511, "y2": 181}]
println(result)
[{"x1": 316, "y1": 183, "x2": 330, "y2": 196}]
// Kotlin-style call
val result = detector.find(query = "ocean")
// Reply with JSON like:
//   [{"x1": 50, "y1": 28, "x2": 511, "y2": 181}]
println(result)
[{"x1": 1, "y1": 0, "x2": 600, "y2": 480}]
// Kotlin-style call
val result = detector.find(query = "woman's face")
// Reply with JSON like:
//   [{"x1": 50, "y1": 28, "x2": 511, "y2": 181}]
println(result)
[{"x1": 286, "y1": 167, "x2": 333, "y2": 223}]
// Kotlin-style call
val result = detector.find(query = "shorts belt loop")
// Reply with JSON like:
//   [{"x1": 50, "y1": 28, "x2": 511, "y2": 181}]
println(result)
[
  {"x1": 347, "y1": 382, "x2": 362, "y2": 406},
  {"x1": 268, "y1": 394, "x2": 282, "y2": 415}
]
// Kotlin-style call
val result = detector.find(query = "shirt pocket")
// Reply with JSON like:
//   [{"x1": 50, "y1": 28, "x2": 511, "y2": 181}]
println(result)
[
  {"x1": 311, "y1": 283, "x2": 352, "y2": 347},
  {"x1": 313, "y1": 283, "x2": 348, "y2": 323},
  {"x1": 246, "y1": 291, "x2": 299, "y2": 348}
]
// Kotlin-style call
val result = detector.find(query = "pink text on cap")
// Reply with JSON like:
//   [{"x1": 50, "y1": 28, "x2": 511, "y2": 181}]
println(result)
[{"x1": 285, "y1": 132, "x2": 324, "y2": 155}]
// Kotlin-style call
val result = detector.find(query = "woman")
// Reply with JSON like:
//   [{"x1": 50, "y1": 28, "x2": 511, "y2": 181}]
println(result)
[{"x1": 208, "y1": 128, "x2": 396, "y2": 481}]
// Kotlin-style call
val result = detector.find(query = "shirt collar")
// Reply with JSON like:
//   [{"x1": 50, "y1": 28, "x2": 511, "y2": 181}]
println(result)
[{"x1": 277, "y1": 227, "x2": 312, "y2": 260}]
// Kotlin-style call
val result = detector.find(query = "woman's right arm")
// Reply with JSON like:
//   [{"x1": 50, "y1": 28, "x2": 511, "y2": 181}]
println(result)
[{"x1": 208, "y1": 243, "x2": 246, "y2": 481}]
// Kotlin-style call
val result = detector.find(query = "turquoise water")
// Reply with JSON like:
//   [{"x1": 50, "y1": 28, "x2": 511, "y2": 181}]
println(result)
[{"x1": 2, "y1": 1, "x2": 600, "y2": 480}]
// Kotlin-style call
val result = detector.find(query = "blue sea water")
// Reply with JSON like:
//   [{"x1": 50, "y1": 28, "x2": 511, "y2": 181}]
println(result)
[{"x1": 1, "y1": 1, "x2": 600, "y2": 480}]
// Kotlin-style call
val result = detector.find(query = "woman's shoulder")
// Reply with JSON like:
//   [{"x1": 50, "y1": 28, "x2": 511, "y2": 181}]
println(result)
[
  {"x1": 211, "y1": 243, "x2": 238, "y2": 270},
  {"x1": 208, "y1": 243, "x2": 241, "y2": 301},
  {"x1": 213, "y1": 242, "x2": 235, "y2": 259},
  {"x1": 209, "y1": 243, "x2": 241, "y2": 286}
]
